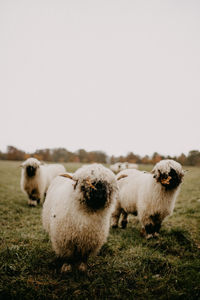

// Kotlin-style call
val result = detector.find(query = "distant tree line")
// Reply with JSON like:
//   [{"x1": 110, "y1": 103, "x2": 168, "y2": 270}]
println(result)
[
  {"x1": 0, "y1": 146, "x2": 200, "y2": 166},
  {"x1": 110, "y1": 151, "x2": 200, "y2": 166},
  {"x1": 0, "y1": 146, "x2": 107, "y2": 164}
]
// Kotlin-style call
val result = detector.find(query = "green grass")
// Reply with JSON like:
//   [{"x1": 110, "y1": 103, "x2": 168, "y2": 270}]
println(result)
[{"x1": 0, "y1": 161, "x2": 200, "y2": 299}]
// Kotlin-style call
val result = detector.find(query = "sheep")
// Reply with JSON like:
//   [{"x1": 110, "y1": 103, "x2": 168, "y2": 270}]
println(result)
[
  {"x1": 110, "y1": 162, "x2": 122, "y2": 174},
  {"x1": 42, "y1": 163, "x2": 118, "y2": 273},
  {"x1": 111, "y1": 159, "x2": 184, "y2": 238},
  {"x1": 110, "y1": 162, "x2": 138, "y2": 174},
  {"x1": 128, "y1": 163, "x2": 138, "y2": 170},
  {"x1": 20, "y1": 157, "x2": 66, "y2": 206}
]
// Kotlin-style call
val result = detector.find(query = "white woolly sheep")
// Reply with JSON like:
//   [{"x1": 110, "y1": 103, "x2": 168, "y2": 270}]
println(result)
[
  {"x1": 111, "y1": 159, "x2": 184, "y2": 238},
  {"x1": 128, "y1": 163, "x2": 138, "y2": 170},
  {"x1": 110, "y1": 162, "x2": 138, "y2": 174},
  {"x1": 20, "y1": 157, "x2": 66, "y2": 206},
  {"x1": 42, "y1": 163, "x2": 118, "y2": 273}
]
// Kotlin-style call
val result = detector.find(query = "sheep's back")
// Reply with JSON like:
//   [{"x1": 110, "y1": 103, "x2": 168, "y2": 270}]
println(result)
[
  {"x1": 117, "y1": 169, "x2": 153, "y2": 212},
  {"x1": 41, "y1": 164, "x2": 65, "y2": 190}
]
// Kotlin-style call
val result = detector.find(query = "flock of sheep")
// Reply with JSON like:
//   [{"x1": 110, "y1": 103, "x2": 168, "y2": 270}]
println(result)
[{"x1": 20, "y1": 157, "x2": 184, "y2": 273}]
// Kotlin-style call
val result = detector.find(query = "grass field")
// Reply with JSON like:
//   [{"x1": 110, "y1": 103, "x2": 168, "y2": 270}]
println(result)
[{"x1": 0, "y1": 160, "x2": 200, "y2": 300}]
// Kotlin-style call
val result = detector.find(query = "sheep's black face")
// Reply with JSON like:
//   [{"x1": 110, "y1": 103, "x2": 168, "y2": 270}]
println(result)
[
  {"x1": 80, "y1": 180, "x2": 109, "y2": 211},
  {"x1": 26, "y1": 166, "x2": 37, "y2": 177},
  {"x1": 157, "y1": 168, "x2": 182, "y2": 190}
]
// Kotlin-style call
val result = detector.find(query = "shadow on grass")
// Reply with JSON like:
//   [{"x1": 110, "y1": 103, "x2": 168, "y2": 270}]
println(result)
[
  {"x1": 110, "y1": 225, "x2": 199, "y2": 257},
  {"x1": 1, "y1": 235, "x2": 200, "y2": 300},
  {"x1": 145, "y1": 228, "x2": 199, "y2": 257}
]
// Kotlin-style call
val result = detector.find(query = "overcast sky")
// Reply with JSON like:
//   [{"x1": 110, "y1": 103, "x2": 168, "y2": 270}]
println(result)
[{"x1": 0, "y1": 0, "x2": 200, "y2": 157}]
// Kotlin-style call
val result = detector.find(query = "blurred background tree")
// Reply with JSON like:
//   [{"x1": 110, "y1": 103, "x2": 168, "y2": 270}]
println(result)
[{"x1": 1, "y1": 145, "x2": 200, "y2": 166}]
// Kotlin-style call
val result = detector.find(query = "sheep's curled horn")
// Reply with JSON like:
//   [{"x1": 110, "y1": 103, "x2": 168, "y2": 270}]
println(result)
[
  {"x1": 60, "y1": 174, "x2": 97, "y2": 190},
  {"x1": 85, "y1": 178, "x2": 97, "y2": 190},
  {"x1": 60, "y1": 174, "x2": 74, "y2": 180},
  {"x1": 117, "y1": 174, "x2": 128, "y2": 181}
]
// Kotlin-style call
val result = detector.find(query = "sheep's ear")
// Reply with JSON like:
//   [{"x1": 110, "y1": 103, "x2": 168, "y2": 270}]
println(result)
[
  {"x1": 117, "y1": 174, "x2": 128, "y2": 181},
  {"x1": 60, "y1": 174, "x2": 74, "y2": 180},
  {"x1": 151, "y1": 169, "x2": 157, "y2": 178},
  {"x1": 152, "y1": 172, "x2": 157, "y2": 178}
]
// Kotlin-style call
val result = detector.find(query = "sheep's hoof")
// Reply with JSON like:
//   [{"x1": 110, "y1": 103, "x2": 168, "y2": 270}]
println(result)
[
  {"x1": 28, "y1": 200, "x2": 37, "y2": 207},
  {"x1": 61, "y1": 263, "x2": 72, "y2": 273},
  {"x1": 146, "y1": 234, "x2": 153, "y2": 240},
  {"x1": 78, "y1": 262, "x2": 87, "y2": 273},
  {"x1": 153, "y1": 232, "x2": 160, "y2": 238}
]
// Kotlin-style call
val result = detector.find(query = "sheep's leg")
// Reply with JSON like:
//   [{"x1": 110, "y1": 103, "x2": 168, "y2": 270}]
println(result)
[
  {"x1": 151, "y1": 213, "x2": 162, "y2": 238},
  {"x1": 111, "y1": 204, "x2": 122, "y2": 228},
  {"x1": 140, "y1": 214, "x2": 154, "y2": 239},
  {"x1": 144, "y1": 223, "x2": 155, "y2": 239},
  {"x1": 29, "y1": 188, "x2": 40, "y2": 206},
  {"x1": 43, "y1": 192, "x2": 47, "y2": 203},
  {"x1": 61, "y1": 263, "x2": 72, "y2": 273},
  {"x1": 141, "y1": 213, "x2": 162, "y2": 239},
  {"x1": 60, "y1": 247, "x2": 75, "y2": 273},
  {"x1": 61, "y1": 246, "x2": 89, "y2": 273},
  {"x1": 153, "y1": 221, "x2": 161, "y2": 238},
  {"x1": 119, "y1": 210, "x2": 128, "y2": 229},
  {"x1": 75, "y1": 250, "x2": 89, "y2": 273}
]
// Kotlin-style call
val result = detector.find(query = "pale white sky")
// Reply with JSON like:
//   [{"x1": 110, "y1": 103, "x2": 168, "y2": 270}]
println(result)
[{"x1": 0, "y1": 0, "x2": 200, "y2": 157}]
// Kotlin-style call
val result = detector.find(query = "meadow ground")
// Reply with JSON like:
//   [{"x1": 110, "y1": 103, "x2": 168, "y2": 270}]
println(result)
[{"x1": 0, "y1": 161, "x2": 200, "y2": 300}]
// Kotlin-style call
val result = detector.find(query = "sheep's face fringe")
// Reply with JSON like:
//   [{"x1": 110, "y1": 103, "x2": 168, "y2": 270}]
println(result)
[
  {"x1": 22, "y1": 158, "x2": 41, "y2": 178},
  {"x1": 155, "y1": 168, "x2": 183, "y2": 190},
  {"x1": 78, "y1": 179, "x2": 113, "y2": 211}
]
